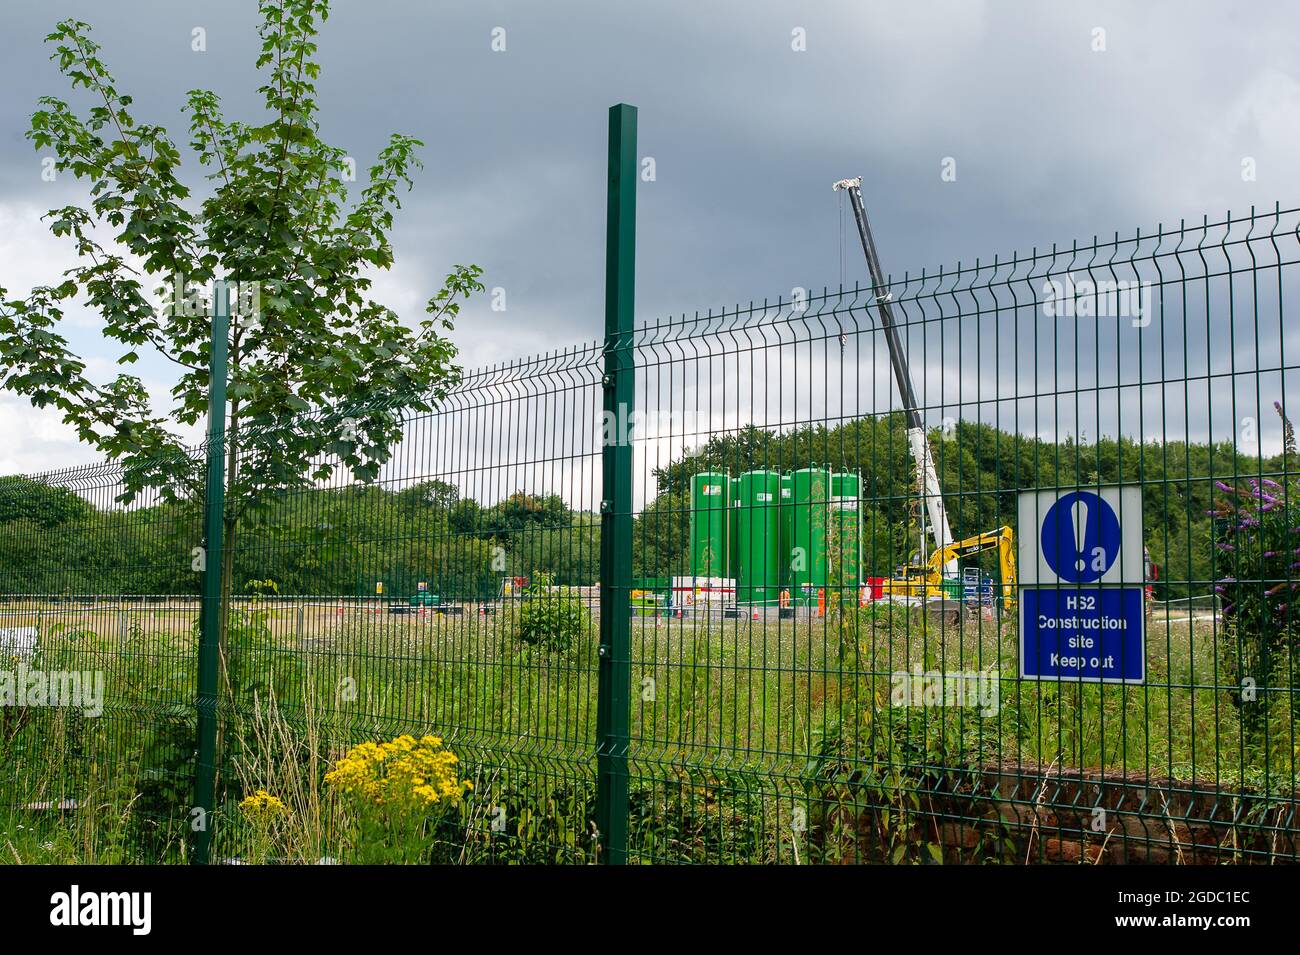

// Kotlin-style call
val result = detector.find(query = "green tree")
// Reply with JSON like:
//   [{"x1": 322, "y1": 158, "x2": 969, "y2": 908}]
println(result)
[
  {"x1": 487, "y1": 492, "x2": 572, "y2": 533},
  {"x1": 395, "y1": 479, "x2": 461, "y2": 514},
  {"x1": 632, "y1": 489, "x2": 689, "y2": 578},
  {"x1": 0, "y1": 2, "x2": 482, "y2": 619},
  {"x1": 0, "y1": 475, "x2": 90, "y2": 527}
]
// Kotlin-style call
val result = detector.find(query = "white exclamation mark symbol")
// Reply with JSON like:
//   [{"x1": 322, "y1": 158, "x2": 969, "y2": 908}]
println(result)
[{"x1": 1073, "y1": 498, "x2": 1088, "y2": 573}]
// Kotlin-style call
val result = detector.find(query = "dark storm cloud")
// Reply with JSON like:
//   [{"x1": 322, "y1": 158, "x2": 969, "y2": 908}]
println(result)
[{"x1": 1, "y1": 0, "x2": 1298, "y2": 471}]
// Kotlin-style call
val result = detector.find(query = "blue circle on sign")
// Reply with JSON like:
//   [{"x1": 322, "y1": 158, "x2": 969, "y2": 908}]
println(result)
[{"x1": 1041, "y1": 491, "x2": 1121, "y2": 583}]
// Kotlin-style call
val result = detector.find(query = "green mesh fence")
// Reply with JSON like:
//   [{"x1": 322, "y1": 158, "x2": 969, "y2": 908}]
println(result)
[{"x1": 1, "y1": 206, "x2": 1299, "y2": 863}]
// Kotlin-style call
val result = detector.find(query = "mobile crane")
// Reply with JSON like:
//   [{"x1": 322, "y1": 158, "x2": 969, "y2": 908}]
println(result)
[
  {"x1": 834, "y1": 178, "x2": 1020, "y2": 609},
  {"x1": 834, "y1": 176, "x2": 958, "y2": 577}
]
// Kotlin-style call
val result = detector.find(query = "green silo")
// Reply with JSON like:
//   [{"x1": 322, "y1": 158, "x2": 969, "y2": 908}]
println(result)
[
  {"x1": 728, "y1": 476, "x2": 741, "y2": 581},
  {"x1": 831, "y1": 472, "x2": 862, "y2": 604},
  {"x1": 790, "y1": 467, "x2": 830, "y2": 601},
  {"x1": 690, "y1": 472, "x2": 730, "y2": 578},
  {"x1": 778, "y1": 473, "x2": 794, "y2": 589},
  {"x1": 737, "y1": 470, "x2": 781, "y2": 604}
]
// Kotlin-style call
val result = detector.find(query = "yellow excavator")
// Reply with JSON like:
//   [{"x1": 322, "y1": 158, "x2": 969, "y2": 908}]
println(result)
[{"x1": 879, "y1": 526, "x2": 1018, "y2": 612}]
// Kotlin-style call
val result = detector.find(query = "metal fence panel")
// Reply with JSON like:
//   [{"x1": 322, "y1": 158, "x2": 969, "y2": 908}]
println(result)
[
  {"x1": 623, "y1": 205, "x2": 1300, "y2": 863},
  {"x1": 1, "y1": 206, "x2": 1298, "y2": 863}
]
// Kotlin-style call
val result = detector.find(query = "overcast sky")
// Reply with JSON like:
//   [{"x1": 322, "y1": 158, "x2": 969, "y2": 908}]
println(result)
[{"x1": 1, "y1": 0, "x2": 1298, "y2": 477}]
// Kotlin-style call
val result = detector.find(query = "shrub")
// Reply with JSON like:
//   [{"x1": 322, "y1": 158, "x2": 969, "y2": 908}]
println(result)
[
  {"x1": 514, "y1": 573, "x2": 591, "y2": 652},
  {"x1": 236, "y1": 790, "x2": 290, "y2": 864},
  {"x1": 432, "y1": 765, "x2": 599, "y2": 864},
  {"x1": 325, "y1": 734, "x2": 470, "y2": 864},
  {"x1": 1214, "y1": 401, "x2": 1300, "y2": 735}
]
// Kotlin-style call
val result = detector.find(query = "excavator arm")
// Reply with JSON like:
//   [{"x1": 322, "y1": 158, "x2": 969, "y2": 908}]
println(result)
[{"x1": 928, "y1": 526, "x2": 1017, "y2": 611}]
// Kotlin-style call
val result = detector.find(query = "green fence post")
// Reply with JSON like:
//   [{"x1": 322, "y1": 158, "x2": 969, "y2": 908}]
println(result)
[
  {"x1": 192, "y1": 280, "x2": 229, "y2": 865},
  {"x1": 596, "y1": 102, "x2": 636, "y2": 863}
]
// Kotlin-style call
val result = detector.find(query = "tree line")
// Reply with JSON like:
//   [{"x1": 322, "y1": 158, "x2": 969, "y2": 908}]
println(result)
[
  {"x1": 0, "y1": 476, "x2": 595, "y2": 599},
  {"x1": 0, "y1": 411, "x2": 1273, "y2": 600}
]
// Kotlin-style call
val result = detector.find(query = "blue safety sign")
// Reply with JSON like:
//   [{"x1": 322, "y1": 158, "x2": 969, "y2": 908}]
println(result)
[
  {"x1": 1020, "y1": 587, "x2": 1145, "y2": 683},
  {"x1": 1017, "y1": 485, "x2": 1145, "y2": 683},
  {"x1": 1040, "y1": 491, "x2": 1122, "y2": 583}
]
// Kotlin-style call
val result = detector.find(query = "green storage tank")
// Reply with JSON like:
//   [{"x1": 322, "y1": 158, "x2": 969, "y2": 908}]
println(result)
[
  {"x1": 737, "y1": 470, "x2": 781, "y2": 604},
  {"x1": 689, "y1": 472, "x2": 730, "y2": 578},
  {"x1": 778, "y1": 473, "x2": 794, "y2": 589},
  {"x1": 790, "y1": 467, "x2": 830, "y2": 601},
  {"x1": 728, "y1": 476, "x2": 741, "y2": 581},
  {"x1": 830, "y1": 472, "x2": 862, "y2": 604}
]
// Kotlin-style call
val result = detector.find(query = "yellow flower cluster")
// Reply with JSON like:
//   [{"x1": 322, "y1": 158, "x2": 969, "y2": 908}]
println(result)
[
  {"x1": 325, "y1": 734, "x2": 471, "y2": 811},
  {"x1": 239, "y1": 789, "x2": 288, "y2": 827}
]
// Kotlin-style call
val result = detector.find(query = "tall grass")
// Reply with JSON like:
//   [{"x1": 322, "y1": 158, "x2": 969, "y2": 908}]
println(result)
[{"x1": 0, "y1": 598, "x2": 1295, "y2": 862}]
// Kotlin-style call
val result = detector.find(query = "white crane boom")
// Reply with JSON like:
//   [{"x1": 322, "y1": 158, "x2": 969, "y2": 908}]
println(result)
[{"x1": 833, "y1": 177, "x2": 957, "y2": 576}]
